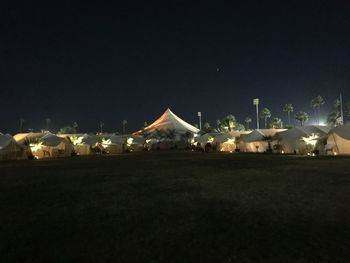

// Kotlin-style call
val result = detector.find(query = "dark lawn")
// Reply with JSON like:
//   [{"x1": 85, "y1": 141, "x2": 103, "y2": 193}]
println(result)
[{"x1": 0, "y1": 151, "x2": 350, "y2": 263}]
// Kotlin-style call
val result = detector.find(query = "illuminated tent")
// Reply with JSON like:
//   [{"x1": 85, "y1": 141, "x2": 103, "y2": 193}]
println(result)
[
  {"x1": 102, "y1": 135, "x2": 127, "y2": 154},
  {"x1": 239, "y1": 129, "x2": 286, "y2": 152},
  {"x1": 195, "y1": 132, "x2": 244, "y2": 152},
  {"x1": 136, "y1": 108, "x2": 200, "y2": 135},
  {"x1": 273, "y1": 126, "x2": 331, "y2": 154},
  {"x1": 0, "y1": 134, "x2": 29, "y2": 160},
  {"x1": 31, "y1": 133, "x2": 74, "y2": 159},
  {"x1": 72, "y1": 134, "x2": 102, "y2": 155},
  {"x1": 14, "y1": 132, "x2": 47, "y2": 144},
  {"x1": 325, "y1": 124, "x2": 350, "y2": 155}
]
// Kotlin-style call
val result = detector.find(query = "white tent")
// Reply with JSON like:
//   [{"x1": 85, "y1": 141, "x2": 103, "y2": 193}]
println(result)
[
  {"x1": 136, "y1": 108, "x2": 200, "y2": 135},
  {"x1": 325, "y1": 124, "x2": 350, "y2": 155},
  {"x1": 127, "y1": 135, "x2": 146, "y2": 151},
  {"x1": 273, "y1": 126, "x2": 331, "y2": 154},
  {"x1": 194, "y1": 132, "x2": 245, "y2": 152},
  {"x1": 0, "y1": 134, "x2": 29, "y2": 160},
  {"x1": 239, "y1": 129, "x2": 286, "y2": 153},
  {"x1": 30, "y1": 133, "x2": 74, "y2": 159},
  {"x1": 14, "y1": 132, "x2": 47, "y2": 144},
  {"x1": 72, "y1": 134, "x2": 102, "y2": 155},
  {"x1": 101, "y1": 135, "x2": 127, "y2": 154}
]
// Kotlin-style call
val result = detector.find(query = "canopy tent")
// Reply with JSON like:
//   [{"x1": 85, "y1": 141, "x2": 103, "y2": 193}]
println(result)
[
  {"x1": 273, "y1": 126, "x2": 331, "y2": 154},
  {"x1": 0, "y1": 134, "x2": 29, "y2": 160},
  {"x1": 14, "y1": 132, "x2": 47, "y2": 144},
  {"x1": 101, "y1": 135, "x2": 127, "y2": 154},
  {"x1": 71, "y1": 134, "x2": 102, "y2": 155},
  {"x1": 30, "y1": 133, "x2": 74, "y2": 159},
  {"x1": 135, "y1": 108, "x2": 200, "y2": 135},
  {"x1": 239, "y1": 129, "x2": 286, "y2": 152},
  {"x1": 325, "y1": 124, "x2": 350, "y2": 155},
  {"x1": 194, "y1": 132, "x2": 239, "y2": 152}
]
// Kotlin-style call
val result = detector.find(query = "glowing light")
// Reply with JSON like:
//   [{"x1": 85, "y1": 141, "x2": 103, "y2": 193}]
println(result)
[
  {"x1": 72, "y1": 136, "x2": 83, "y2": 145},
  {"x1": 334, "y1": 152, "x2": 337, "y2": 156},
  {"x1": 30, "y1": 143, "x2": 40, "y2": 153},
  {"x1": 101, "y1": 138, "x2": 112, "y2": 149},
  {"x1": 207, "y1": 136, "x2": 214, "y2": 143},
  {"x1": 281, "y1": 150, "x2": 284, "y2": 154},
  {"x1": 126, "y1": 137, "x2": 134, "y2": 146},
  {"x1": 301, "y1": 133, "x2": 319, "y2": 147}
]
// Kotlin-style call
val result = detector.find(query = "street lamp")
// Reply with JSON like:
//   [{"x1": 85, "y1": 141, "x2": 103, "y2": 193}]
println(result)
[
  {"x1": 253, "y1": 98, "x2": 260, "y2": 129},
  {"x1": 197, "y1": 112, "x2": 202, "y2": 130}
]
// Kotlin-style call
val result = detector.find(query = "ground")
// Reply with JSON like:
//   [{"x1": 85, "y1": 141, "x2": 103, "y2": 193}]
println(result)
[{"x1": 0, "y1": 151, "x2": 350, "y2": 263}]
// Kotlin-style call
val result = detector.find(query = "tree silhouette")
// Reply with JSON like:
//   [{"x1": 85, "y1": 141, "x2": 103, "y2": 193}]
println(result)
[
  {"x1": 295, "y1": 111, "x2": 309, "y2": 126},
  {"x1": 283, "y1": 104, "x2": 294, "y2": 125},
  {"x1": 260, "y1": 108, "x2": 271, "y2": 128},
  {"x1": 244, "y1": 117, "x2": 252, "y2": 130},
  {"x1": 311, "y1": 95, "x2": 325, "y2": 125}
]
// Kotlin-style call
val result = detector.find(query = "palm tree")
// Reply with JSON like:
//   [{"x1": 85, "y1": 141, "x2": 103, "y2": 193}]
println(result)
[
  {"x1": 327, "y1": 99, "x2": 342, "y2": 127},
  {"x1": 244, "y1": 117, "x2": 252, "y2": 130},
  {"x1": 216, "y1": 119, "x2": 222, "y2": 132},
  {"x1": 222, "y1": 115, "x2": 237, "y2": 131},
  {"x1": 122, "y1": 120, "x2": 128, "y2": 134},
  {"x1": 166, "y1": 129, "x2": 177, "y2": 140},
  {"x1": 72, "y1": 122, "x2": 78, "y2": 132},
  {"x1": 295, "y1": 111, "x2": 309, "y2": 126},
  {"x1": 283, "y1": 104, "x2": 294, "y2": 125},
  {"x1": 311, "y1": 95, "x2": 325, "y2": 125},
  {"x1": 260, "y1": 108, "x2": 271, "y2": 128},
  {"x1": 99, "y1": 121, "x2": 104, "y2": 133},
  {"x1": 203, "y1": 122, "x2": 211, "y2": 133},
  {"x1": 181, "y1": 131, "x2": 193, "y2": 142},
  {"x1": 19, "y1": 118, "x2": 25, "y2": 132},
  {"x1": 45, "y1": 118, "x2": 51, "y2": 131},
  {"x1": 345, "y1": 102, "x2": 350, "y2": 118},
  {"x1": 154, "y1": 129, "x2": 165, "y2": 141},
  {"x1": 270, "y1": 117, "x2": 283, "y2": 128},
  {"x1": 327, "y1": 111, "x2": 339, "y2": 127}
]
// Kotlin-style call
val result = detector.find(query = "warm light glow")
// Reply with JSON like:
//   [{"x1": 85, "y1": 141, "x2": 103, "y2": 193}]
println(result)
[
  {"x1": 30, "y1": 143, "x2": 40, "y2": 153},
  {"x1": 102, "y1": 138, "x2": 112, "y2": 149},
  {"x1": 281, "y1": 150, "x2": 284, "y2": 154},
  {"x1": 207, "y1": 136, "x2": 214, "y2": 143},
  {"x1": 334, "y1": 152, "x2": 337, "y2": 156},
  {"x1": 71, "y1": 136, "x2": 82, "y2": 145},
  {"x1": 126, "y1": 137, "x2": 134, "y2": 146},
  {"x1": 301, "y1": 133, "x2": 319, "y2": 147}
]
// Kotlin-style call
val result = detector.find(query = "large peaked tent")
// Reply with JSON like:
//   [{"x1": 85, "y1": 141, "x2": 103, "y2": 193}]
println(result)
[
  {"x1": 325, "y1": 123, "x2": 350, "y2": 155},
  {"x1": 136, "y1": 108, "x2": 200, "y2": 134}
]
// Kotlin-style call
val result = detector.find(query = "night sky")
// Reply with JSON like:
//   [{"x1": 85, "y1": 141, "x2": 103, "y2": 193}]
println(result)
[{"x1": 1, "y1": 1, "x2": 350, "y2": 134}]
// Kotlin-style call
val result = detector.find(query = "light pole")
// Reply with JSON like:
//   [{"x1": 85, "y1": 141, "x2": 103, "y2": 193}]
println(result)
[
  {"x1": 197, "y1": 112, "x2": 202, "y2": 130},
  {"x1": 253, "y1": 98, "x2": 260, "y2": 129}
]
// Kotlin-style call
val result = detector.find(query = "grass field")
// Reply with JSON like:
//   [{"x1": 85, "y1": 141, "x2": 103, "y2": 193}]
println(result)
[{"x1": 1, "y1": 151, "x2": 350, "y2": 262}]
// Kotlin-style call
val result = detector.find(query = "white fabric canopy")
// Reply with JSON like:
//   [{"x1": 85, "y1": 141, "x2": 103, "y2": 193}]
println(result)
[{"x1": 137, "y1": 108, "x2": 199, "y2": 134}]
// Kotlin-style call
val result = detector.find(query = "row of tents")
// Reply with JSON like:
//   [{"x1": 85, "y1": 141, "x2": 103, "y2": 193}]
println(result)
[
  {"x1": 194, "y1": 124, "x2": 350, "y2": 155},
  {"x1": 1, "y1": 109, "x2": 350, "y2": 160}
]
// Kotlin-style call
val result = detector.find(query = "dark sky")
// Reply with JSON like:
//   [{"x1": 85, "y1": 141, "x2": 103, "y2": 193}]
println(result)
[{"x1": 1, "y1": 0, "x2": 350, "y2": 134}]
